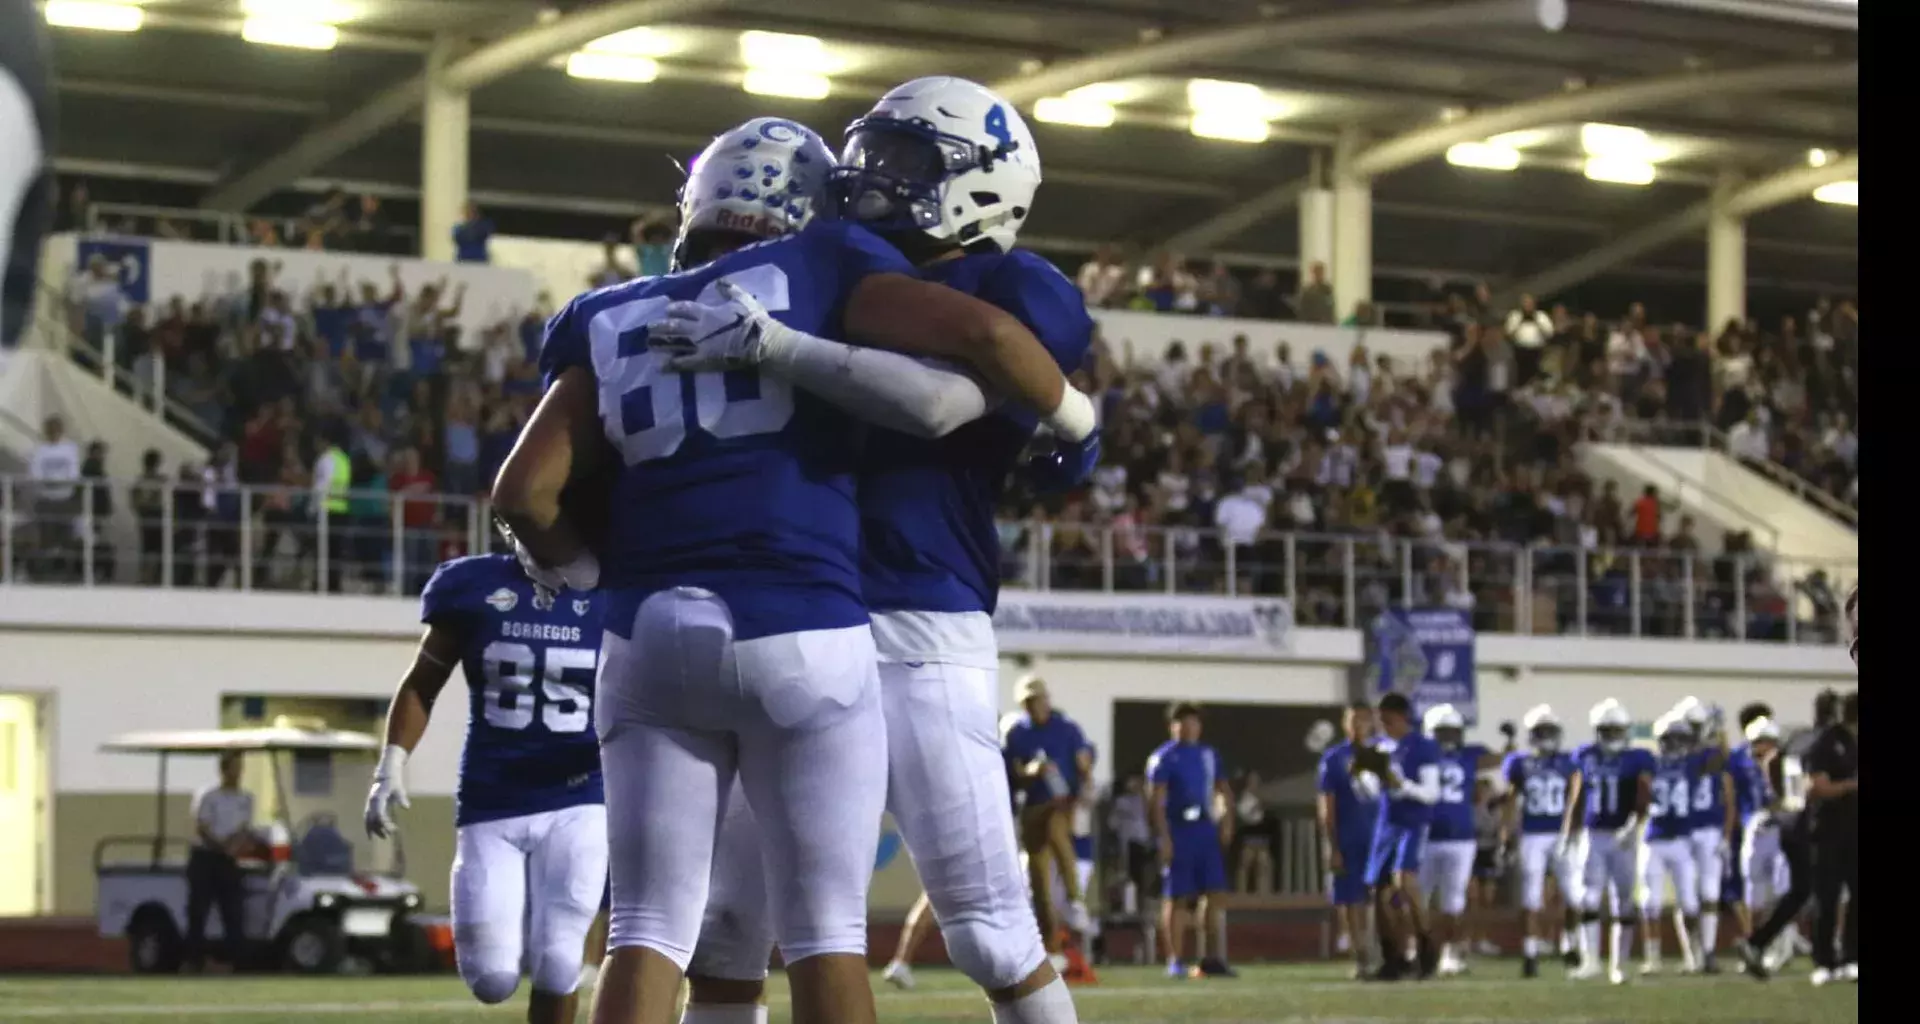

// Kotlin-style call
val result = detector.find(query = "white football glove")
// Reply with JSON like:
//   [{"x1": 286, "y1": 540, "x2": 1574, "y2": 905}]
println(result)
[
  {"x1": 512, "y1": 537, "x2": 598, "y2": 594},
  {"x1": 646, "y1": 278, "x2": 797, "y2": 373},
  {"x1": 1613, "y1": 817, "x2": 1642, "y2": 847},
  {"x1": 364, "y1": 744, "x2": 411, "y2": 839}
]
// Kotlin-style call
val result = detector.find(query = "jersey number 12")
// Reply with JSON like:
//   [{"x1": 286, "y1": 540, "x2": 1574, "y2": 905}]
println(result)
[
  {"x1": 480, "y1": 642, "x2": 595, "y2": 733},
  {"x1": 595, "y1": 264, "x2": 797, "y2": 465}
]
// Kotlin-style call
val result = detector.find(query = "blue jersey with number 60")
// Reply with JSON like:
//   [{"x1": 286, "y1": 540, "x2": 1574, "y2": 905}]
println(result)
[
  {"x1": 539, "y1": 220, "x2": 915, "y2": 641},
  {"x1": 420, "y1": 554, "x2": 605, "y2": 827},
  {"x1": 1503, "y1": 750, "x2": 1577, "y2": 835}
]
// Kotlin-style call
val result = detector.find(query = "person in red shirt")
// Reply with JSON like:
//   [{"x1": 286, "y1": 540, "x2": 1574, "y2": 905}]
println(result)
[
  {"x1": 1632, "y1": 485, "x2": 1663, "y2": 545},
  {"x1": 388, "y1": 445, "x2": 439, "y2": 593}
]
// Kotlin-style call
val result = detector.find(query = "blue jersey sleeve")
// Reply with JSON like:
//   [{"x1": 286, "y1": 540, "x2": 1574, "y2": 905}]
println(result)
[
  {"x1": 419, "y1": 556, "x2": 490, "y2": 630},
  {"x1": 1318, "y1": 750, "x2": 1340, "y2": 794},
  {"x1": 1501, "y1": 751, "x2": 1523, "y2": 787},
  {"x1": 792, "y1": 220, "x2": 914, "y2": 331},
  {"x1": 1147, "y1": 745, "x2": 1173, "y2": 786},
  {"x1": 1410, "y1": 736, "x2": 1440, "y2": 774},
  {"x1": 978, "y1": 251, "x2": 1095, "y2": 375},
  {"x1": 537, "y1": 296, "x2": 590, "y2": 390}
]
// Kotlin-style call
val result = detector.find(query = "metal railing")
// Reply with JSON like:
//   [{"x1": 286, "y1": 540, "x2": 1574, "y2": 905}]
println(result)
[
  {"x1": 0, "y1": 474, "x2": 1856, "y2": 648},
  {"x1": 1605, "y1": 417, "x2": 1858, "y2": 529},
  {"x1": 29, "y1": 279, "x2": 224, "y2": 446}
]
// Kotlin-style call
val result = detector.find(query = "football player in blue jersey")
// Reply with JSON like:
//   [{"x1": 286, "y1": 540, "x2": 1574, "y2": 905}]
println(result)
[
  {"x1": 1560, "y1": 698, "x2": 1654, "y2": 984},
  {"x1": 1732, "y1": 715, "x2": 1786, "y2": 956},
  {"x1": 494, "y1": 116, "x2": 1096, "y2": 1024},
  {"x1": 1500, "y1": 704, "x2": 1584, "y2": 978},
  {"x1": 363, "y1": 549, "x2": 606, "y2": 1024},
  {"x1": 1147, "y1": 702, "x2": 1237, "y2": 981},
  {"x1": 1317, "y1": 701, "x2": 1381, "y2": 979},
  {"x1": 1417, "y1": 704, "x2": 1503, "y2": 977},
  {"x1": 1640, "y1": 713, "x2": 1705, "y2": 976},
  {"x1": 661, "y1": 80, "x2": 1101, "y2": 1024},
  {"x1": 1661, "y1": 698, "x2": 1733, "y2": 974},
  {"x1": 1352, "y1": 692, "x2": 1443, "y2": 981}
]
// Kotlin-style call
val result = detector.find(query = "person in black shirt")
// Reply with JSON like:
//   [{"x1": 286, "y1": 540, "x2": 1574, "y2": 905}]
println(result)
[
  {"x1": 1739, "y1": 689, "x2": 1839, "y2": 980},
  {"x1": 1802, "y1": 690, "x2": 1858, "y2": 982}
]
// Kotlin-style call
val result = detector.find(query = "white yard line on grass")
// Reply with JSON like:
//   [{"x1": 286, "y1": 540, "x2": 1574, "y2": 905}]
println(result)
[{"x1": 2, "y1": 1000, "x2": 481, "y2": 1018}]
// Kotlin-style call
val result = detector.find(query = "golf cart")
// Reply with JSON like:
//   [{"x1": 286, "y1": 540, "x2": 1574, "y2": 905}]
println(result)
[{"x1": 95, "y1": 725, "x2": 430, "y2": 975}]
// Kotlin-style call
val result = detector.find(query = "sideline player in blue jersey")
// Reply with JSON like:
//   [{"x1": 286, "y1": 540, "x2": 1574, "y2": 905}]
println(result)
[
  {"x1": 1351, "y1": 691, "x2": 1443, "y2": 981},
  {"x1": 1501, "y1": 704, "x2": 1584, "y2": 977},
  {"x1": 1560, "y1": 698, "x2": 1654, "y2": 985},
  {"x1": 1723, "y1": 706, "x2": 1778, "y2": 946},
  {"x1": 495, "y1": 118, "x2": 1097, "y2": 1024},
  {"x1": 1641, "y1": 713, "x2": 1705, "y2": 976},
  {"x1": 363, "y1": 551, "x2": 605, "y2": 1024},
  {"x1": 1148, "y1": 702, "x2": 1236, "y2": 980},
  {"x1": 663, "y1": 81, "x2": 1100, "y2": 1024},
  {"x1": 1671, "y1": 698, "x2": 1737, "y2": 975},
  {"x1": 1418, "y1": 704, "x2": 1501, "y2": 977},
  {"x1": 1317, "y1": 701, "x2": 1382, "y2": 979}
]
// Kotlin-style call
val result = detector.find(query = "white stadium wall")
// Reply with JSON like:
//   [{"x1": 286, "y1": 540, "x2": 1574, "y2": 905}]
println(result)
[{"x1": 0, "y1": 587, "x2": 1853, "y2": 798}]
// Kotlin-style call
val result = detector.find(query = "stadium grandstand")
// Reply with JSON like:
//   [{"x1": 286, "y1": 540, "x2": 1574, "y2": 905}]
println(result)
[{"x1": 0, "y1": 0, "x2": 1856, "y2": 1022}]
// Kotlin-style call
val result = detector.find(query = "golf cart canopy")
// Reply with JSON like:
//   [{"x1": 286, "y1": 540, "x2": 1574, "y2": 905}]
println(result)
[{"x1": 102, "y1": 727, "x2": 381, "y2": 755}]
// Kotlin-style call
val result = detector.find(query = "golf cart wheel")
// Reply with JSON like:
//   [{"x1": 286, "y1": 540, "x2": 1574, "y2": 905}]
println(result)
[
  {"x1": 127, "y1": 906, "x2": 183, "y2": 974},
  {"x1": 381, "y1": 916, "x2": 435, "y2": 974},
  {"x1": 280, "y1": 913, "x2": 347, "y2": 975}
]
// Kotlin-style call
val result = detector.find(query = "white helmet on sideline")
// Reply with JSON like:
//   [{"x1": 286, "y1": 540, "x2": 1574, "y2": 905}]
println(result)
[
  {"x1": 674, "y1": 117, "x2": 835, "y2": 269},
  {"x1": 1590, "y1": 699, "x2": 1631, "y2": 752},
  {"x1": 1522, "y1": 704, "x2": 1563, "y2": 754},
  {"x1": 1424, "y1": 704, "x2": 1465, "y2": 751},
  {"x1": 831, "y1": 76, "x2": 1041, "y2": 254}
]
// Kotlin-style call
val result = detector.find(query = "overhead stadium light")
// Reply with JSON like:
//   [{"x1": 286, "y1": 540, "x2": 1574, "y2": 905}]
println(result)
[
  {"x1": 567, "y1": 52, "x2": 660, "y2": 83},
  {"x1": 1580, "y1": 122, "x2": 1651, "y2": 157},
  {"x1": 1812, "y1": 180, "x2": 1857, "y2": 206},
  {"x1": 242, "y1": 18, "x2": 340, "y2": 49},
  {"x1": 1034, "y1": 95, "x2": 1115, "y2": 128},
  {"x1": 1583, "y1": 155, "x2": 1656, "y2": 186},
  {"x1": 740, "y1": 30, "x2": 824, "y2": 68},
  {"x1": 1186, "y1": 78, "x2": 1274, "y2": 144},
  {"x1": 743, "y1": 68, "x2": 831, "y2": 100},
  {"x1": 242, "y1": 0, "x2": 353, "y2": 20},
  {"x1": 1807, "y1": 147, "x2": 1832, "y2": 167},
  {"x1": 1446, "y1": 141, "x2": 1521, "y2": 171},
  {"x1": 44, "y1": 1, "x2": 144, "y2": 32}
]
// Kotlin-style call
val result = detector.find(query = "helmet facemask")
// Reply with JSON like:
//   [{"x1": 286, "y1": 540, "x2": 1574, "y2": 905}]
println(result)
[
  {"x1": 1529, "y1": 722, "x2": 1562, "y2": 755},
  {"x1": 830, "y1": 116, "x2": 1023, "y2": 258}
]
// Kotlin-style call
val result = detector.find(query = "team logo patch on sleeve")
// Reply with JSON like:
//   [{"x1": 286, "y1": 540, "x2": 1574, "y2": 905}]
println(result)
[{"x1": 486, "y1": 587, "x2": 518, "y2": 612}]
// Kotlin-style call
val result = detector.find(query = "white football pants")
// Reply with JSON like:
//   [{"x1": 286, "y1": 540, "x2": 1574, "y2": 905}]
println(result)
[{"x1": 452, "y1": 803, "x2": 608, "y2": 1003}]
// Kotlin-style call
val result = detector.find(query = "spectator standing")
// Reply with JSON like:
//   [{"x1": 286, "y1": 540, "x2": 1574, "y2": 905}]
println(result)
[
  {"x1": 633, "y1": 218, "x2": 673, "y2": 278},
  {"x1": 344, "y1": 194, "x2": 387, "y2": 253},
  {"x1": 442, "y1": 391, "x2": 481, "y2": 498},
  {"x1": 451, "y1": 201, "x2": 494, "y2": 263},
  {"x1": 1242, "y1": 268, "x2": 1286, "y2": 320},
  {"x1": 201, "y1": 443, "x2": 242, "y2": 588},
  {"x1": 1728, "y1": 411, "x2": 1769, "y2": 466},
  {"x1": 185, "y1": 752, "x2": 256, "y2": 971},
  {"x1": 1631, "y1": 485, "x2": 1663, "y2": 546},
  {"x1": 28, "y1": 415, "x2": 82, "y2": 555},
  {"x1": 387, "y1": 445, "x2": 439, "y2": 594},
  {"x1": 312, "y1": 430, "x2": 353, "y2": 592},
  {"x1": 1200, "y1": 261, "x2": 1241, "y2": 317},
  {"x1": 1294, "y1": 261, "x2": 1334, "y2": 323},
  {"x1": 589, "y1": 235, "x2": 632, "y2": 288},
  {"x1": 1505, "y1": 294, "x2": 1553, "y2": 387},
  {"x1": 1076, "y1": 244, "x2": 1127, "y2": 308},
  {"x1": 1107, "y1": 775, "x2": 1156, "y2": 919},
  {"x1": 131, "y1": 448, "x2": 168, "y2": 584},
  {"x1": 70, "y1": 253, "x2": 128, "y2": 352}
]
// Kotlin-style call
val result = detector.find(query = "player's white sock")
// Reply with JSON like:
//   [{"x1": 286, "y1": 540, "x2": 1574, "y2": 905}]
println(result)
[
  {"x1": 1608, "y1": 923, "x2": 1631, "y2": 975},
  {"x1": 1582, "y1": 920, "x2": 1602, "y2": 966},
  {"x1": 1700, "y1": 912, "x2": 1718, "y2": 955},
  {"x1": 1644, "y1": 933, "x2": 1661, "y2": 966},
  {"x1": 1523, "y1": 935, "x2": 1541, "y2": 957},
  {"x1": 990, "y1": 977, "x2": 1079, "y2": 1024},
  {"x1": 681, "y1": 1006, "x2": 768, "y2": 1024}
]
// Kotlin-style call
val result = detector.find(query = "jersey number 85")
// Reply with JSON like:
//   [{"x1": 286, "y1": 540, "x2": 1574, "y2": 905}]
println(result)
[
  {"x1": 480, "y1": 641, "x2": 595, "y2": 733},
  {"x1": 592, "y1": 264, "x2": 796, "y2": 466}
]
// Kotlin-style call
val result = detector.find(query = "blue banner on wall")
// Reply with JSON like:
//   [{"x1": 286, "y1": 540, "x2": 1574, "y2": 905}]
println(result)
[
  {"x1": 75, "y1": 238, "x2": 152, "y2": 304},
  {"x1": 1368, "y1": 608, "x2": 1477, "y2": 726}
]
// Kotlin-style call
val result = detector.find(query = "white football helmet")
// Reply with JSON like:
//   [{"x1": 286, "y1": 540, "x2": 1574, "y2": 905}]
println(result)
[
  {"x1": 831, "y1": 76, "x2": 1041, "y2": 254},
  {"x1": 1744, "y1": 716, "x2": 1782, "y2": 745},
  {"x1": 674, "y1": 117, "x2": 835, "y2": 269},
  {"x1": 1654, "y1": 713, "x2": 1694, "y2": 758},
  {"x1": 1424, "y1": 703, "x2": 1465, "y2": 751},
  {"x1": 1522, "y1": 704, "x2": 1563, "y2": 754},
  {"x1": 1590, "y1": 699, "x2": 1631, "y2": 752}
]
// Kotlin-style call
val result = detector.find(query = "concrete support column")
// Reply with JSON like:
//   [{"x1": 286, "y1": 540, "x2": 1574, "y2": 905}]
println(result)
[
  {"x1": 1706, "y1": 171, "x2": 1746, "y2": 333},
  {"x1": 1331, "y1": 128, "x2": 1372, "y2": 323},
  {"x1": 420, "y1": 37, "x2": 470, "y2": 264},
  {"x1": 1298, "y1": 186, "x2": 1335, "y2": 279}
]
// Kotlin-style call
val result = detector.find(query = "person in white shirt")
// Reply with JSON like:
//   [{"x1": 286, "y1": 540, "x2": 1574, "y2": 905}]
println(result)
[
  {"x1": 257, "y1": 291, "x2": 298, "y2": 350},
  {"x1": 1505, "y1": 294, "x2": 1553, "y2": 386},
  {"x1": 187, "y1": 752, "x2": 257, "y2": 970},
  {"x1": 1412, "y1": 445, "x2": 1444, "y2": 493},
  {"x1": 1076, "y1": 244, "x2": 1127, "y2": 309},
  {"x1": 1727, "y1": 412, "x2": 1769, "y2": 464},
  {"x1": 28, "y1": 415, "x2": 82, "y2": 552},
  {"x1": 1380, "y1": 428, "x2": 1415, "y2": 514}
]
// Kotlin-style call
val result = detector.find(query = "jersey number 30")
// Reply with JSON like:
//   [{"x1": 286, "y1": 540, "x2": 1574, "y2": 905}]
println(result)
[
  {"x1": 480, "y1": 642, "x2": 595, "y2": 733},
  {"x1": 594, "y1": 264, "x2": 797, "y2": 465}
]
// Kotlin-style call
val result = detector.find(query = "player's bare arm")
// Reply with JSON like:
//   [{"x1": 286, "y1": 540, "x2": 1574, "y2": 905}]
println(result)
[
  {"x1": 1317, "y1": 790, "x2": 1341, "y2": 873},
  {"x1": 1560, "y1": 771, "x2": 1585, "y2": 847},
  {"x1": 1149, "y1": 781, "x2": 1173, "y2": 864},
  {"x1": 491, "y1": 367, "x2": 603, "y2": 584},
  {"x1": 844, "y1": 273, "x2": 1096, "y2": 440},
  {"x1": 365, "y1": 624, "x2": 465, "y2": 838}
]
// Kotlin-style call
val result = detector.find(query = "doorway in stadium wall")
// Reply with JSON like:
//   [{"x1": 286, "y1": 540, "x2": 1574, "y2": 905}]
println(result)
[{"x1": 0, "y1": 693, "x2": 49, "y2": 915}]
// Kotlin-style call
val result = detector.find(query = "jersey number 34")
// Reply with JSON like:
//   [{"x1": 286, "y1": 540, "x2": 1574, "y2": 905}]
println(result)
[
  {"x1": 593, "y1": 264, "x2": 797, "y2": 465},
  {"x1": 481, "y1": 642, "x2": 595, "y2": 733}
]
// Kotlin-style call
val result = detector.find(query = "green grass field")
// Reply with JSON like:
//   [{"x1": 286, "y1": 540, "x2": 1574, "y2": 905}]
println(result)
[{"x1": 0, "y1": 963, "x2": 1858, "y2": 1023}]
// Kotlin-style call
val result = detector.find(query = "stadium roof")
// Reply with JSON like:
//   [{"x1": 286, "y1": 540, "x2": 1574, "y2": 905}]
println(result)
[{"x1": 46, "y1": 0, "x2": 1857, "y2": 295}]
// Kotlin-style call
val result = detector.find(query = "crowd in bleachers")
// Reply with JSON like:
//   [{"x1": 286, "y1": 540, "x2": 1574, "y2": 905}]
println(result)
[{"x1": 25, "y1": 196, "x2": 1856, "y2": 641}]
